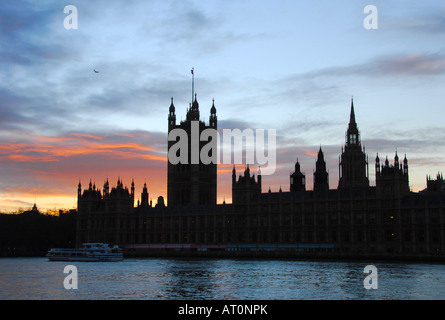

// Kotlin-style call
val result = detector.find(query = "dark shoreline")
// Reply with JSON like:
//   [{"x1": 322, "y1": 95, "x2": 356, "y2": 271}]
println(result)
[{"x1": 124, "y1": 250, "x2": 445, "y2": 264}]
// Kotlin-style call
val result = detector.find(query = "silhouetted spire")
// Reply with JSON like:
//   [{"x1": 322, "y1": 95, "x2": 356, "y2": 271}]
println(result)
[
  {"x1": 314, "y1": 147, "x2": 329, "y2": 194},
  {"x1": 348, "y1": 99, "x2": 358, "y2": 132},
  {"x1": 210, "y1": 99, "x2": 216, "y2": 114},
  {"x1": 349, "y1": 97, "x2": 356, "y2": 128},
  {"x1": 192, "y1": 93, "x2": 199, "y2": 109},
  {"x1": 295, "y1": 158, "x2": 300, "y2": 172},
  {"x1": 346, "y1": 98, "x2": 359, "y2": 146},
  {"x1": 169, "y1": 97, "x2": 175, "y2": 113},
  {"x1": 317, "y1": 146, "x2": 324, "y2": 161},
  {"x1": 141, "y1": 182, "x2": 149, "y2": 207},
  {"x1": 168, "y1": 97, "x2": 176, "y2": 127},
  {"x1": 103, "y1": 178, "x2": 109, "y2": 195},
  {"x1": 210, "y1": 99, "x2": 217, "y2": 128},
  {"x1": 403, "y1": 154, "x2": 408, "y2": 174},
  {"x1": 131, "y1": 179, "x2": 135, "y2": 199}
]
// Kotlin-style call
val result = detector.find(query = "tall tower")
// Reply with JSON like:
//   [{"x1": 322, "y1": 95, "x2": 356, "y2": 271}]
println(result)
[
  {"x1": 338, "y1": 98, "x2": 369, "y2": 189},
  {"x1": 314, "y1": 147, "x2": 329, "y2": 194},
  {"x1": 167, "y1": 92, "x2": 217, "y2": 206}
]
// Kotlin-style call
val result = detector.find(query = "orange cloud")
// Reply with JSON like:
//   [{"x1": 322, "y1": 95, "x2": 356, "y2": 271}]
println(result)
[
  {"x1": 140, "y1": 154, "x2": 168, "y2": 162},
  {"x1": 3, "y1": 153, "x2": 58, "y2": 162},
  {"x1": 0, "y1": 134, "x2": 164, "y2": 163},
  {"x1": 69, "y1": 133, "x2": 104, "y2": 140},
  {"x1": 303, "y1": 148, "x2": 318, "y2": 157}
]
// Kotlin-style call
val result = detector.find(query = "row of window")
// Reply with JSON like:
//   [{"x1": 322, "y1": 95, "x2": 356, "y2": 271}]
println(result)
[
  {"x1": 79, "y1": 211, "x2": 444, "y2": 230},
  {"x1": 109, "y1": 228, "x2": 442, "y2": 245}
]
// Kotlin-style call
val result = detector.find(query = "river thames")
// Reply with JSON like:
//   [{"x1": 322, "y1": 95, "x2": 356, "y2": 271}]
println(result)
[{"x1": 1, "y1": 257, "x2": 445, "y2": 300}]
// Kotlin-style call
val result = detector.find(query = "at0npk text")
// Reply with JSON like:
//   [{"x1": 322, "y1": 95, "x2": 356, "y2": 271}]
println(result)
[{"x1": 221, "y1": 304, "x2": 268, "y2": 315}]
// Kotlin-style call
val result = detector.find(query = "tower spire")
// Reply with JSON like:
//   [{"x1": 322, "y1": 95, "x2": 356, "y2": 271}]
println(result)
[
  {"x1": 346, "y1": 97, "x2": 359, "y2": 146},
  {"x1": 349, "y1": 97, "x2": 357, "y2": 127},
  {"x1": 339, "y1": 98, "x2": 369, "y2": 189}
]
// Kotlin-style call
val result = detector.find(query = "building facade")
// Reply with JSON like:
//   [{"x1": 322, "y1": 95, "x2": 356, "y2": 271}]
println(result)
[{"x1": 76, "y1": 98, "x2": 445, "y2": 260}]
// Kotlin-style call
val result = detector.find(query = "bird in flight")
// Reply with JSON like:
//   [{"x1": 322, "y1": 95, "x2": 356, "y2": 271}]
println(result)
[{"x1": 94, "y1": 69, "x2": 99, "y2": 73}]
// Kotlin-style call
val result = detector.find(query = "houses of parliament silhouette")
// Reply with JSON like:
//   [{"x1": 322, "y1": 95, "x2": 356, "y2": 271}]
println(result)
[{"x1": 76, "y1": 93, "x2": 445, "y2": 260}]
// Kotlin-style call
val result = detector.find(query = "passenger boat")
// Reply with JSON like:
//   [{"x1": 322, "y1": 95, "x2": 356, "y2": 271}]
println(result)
[{"x1": 46, "y1": 243, "x2": 124, "y2": 262}]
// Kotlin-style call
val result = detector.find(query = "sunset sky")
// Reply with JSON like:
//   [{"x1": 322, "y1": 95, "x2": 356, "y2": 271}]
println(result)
[{"x1": 1, "y1": 0, "x2": 445, "y2": 212}]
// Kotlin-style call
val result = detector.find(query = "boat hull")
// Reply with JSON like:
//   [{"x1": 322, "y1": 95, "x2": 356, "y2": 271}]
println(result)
[{"x1": 46, "y1": 255, "x2": 123, "y2": 262}]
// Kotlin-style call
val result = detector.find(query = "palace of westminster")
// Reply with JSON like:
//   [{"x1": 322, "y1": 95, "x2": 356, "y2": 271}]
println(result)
[{"x1": 76, "y1": 94, "x2": 445, "y2": 260}]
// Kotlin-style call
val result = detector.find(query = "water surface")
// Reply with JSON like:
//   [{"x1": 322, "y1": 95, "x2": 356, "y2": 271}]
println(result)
[{"x1": 1, "y1": 257, "x2": 444, "y2": 300}]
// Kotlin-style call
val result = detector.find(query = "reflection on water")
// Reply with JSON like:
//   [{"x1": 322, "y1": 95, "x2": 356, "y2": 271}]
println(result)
[{"x1": 1, "y1": 257, "x2": 445, "y2": 300}]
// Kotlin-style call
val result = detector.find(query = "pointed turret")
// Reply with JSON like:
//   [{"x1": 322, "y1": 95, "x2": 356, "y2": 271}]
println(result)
[
  {"x1": 349, "y1": 98, "x2": 357, "y2": 129},
  {"x1": 186, "y1": 93, "x2": 200, "y2": 121},
  {"x1": 403, "y1": 154, "x2": 408, "y2": 174},
  {"x1": 103, "y1": 178, "x2": 109, "y2": 196},
  {"x1": 290, "y1": 158, "x2": 306, "y2": 192},
  {"x1": 346, "y1": 98, "x2": 359, "y2": 146},
  {"x1": 141, "y1": 182, "x2": 149, "y2": 208},
  {"x1": 295, "y1": 159, "x2": 300, "y2": 172},
  {"x1": 131, "y1": 179, "x2": 135, "y2": 201},
  {"x1": 210, "y1": 99, "x2": 216, "y2": 114},
  {"x1": 317, "y1": 146, "x2": 324, "y2": 162},
  {"x1": 314, "y1": 147, "x2": 329, "y2": 194},
  {"x1": 376, "y1": 153, "x2": 381, "y2": 174},
  {"x1": 168, "y1": 97, "x2": 176, "y2": 128},
  {"x1": 169, "y1": 97, "x2": 175, "y2": 113},
  {"x1": 209, "y1": 99, "x2": 217, "y2": 128}
]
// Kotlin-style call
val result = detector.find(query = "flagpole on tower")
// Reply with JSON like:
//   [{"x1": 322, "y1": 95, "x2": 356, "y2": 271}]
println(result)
[{"x1": 191, "y1": 68, "x2": 194, "y2": 103}]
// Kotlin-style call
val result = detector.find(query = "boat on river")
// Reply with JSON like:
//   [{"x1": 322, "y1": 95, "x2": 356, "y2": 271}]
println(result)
[{"x1": 46, "y1": 243, "x2": 123, "y2": 262}]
